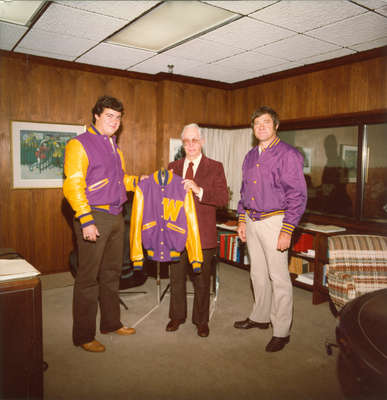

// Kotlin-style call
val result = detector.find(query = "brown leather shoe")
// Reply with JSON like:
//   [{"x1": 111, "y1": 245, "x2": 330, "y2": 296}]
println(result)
[
  {"x1": 234, "y1": 318, "x2": 270, "y2": 330},
  {"x1": 166, "y1": 320, "x2": 184, "y2": 332},
  {"x1": 197, "y1": 324, "x2": 209, "y2": 337},
  {"x1": 80, "y1": 340, "x2": 105, "y2": 353},
  {"x1": 265, "y1": 336, "x2": 290, "y2": 352},
  {"x1": 101, "y1": 326, "x2": 136, "y2": 336}
]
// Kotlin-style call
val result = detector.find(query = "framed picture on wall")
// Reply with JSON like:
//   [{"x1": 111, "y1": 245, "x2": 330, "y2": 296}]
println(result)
[
  {"x1": 169, "y1": 138, "x2": 184, "y2": 162},
  {"x1": 11, "y1": 121, "x2": 86, "y2": 188},
  {"x1": 341, "y1": 144, "x2": 358, "y2": 183},
  {"x1": 296, "y1": 146, "x2": 312, "y2": 174}
]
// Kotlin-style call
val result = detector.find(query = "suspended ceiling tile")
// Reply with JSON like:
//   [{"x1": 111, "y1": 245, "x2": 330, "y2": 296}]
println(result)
[
  {"x1": 33, "y1": 3, "x2": 127, "y2": 41},
  {"x1": 14, "y1": 47, "x2": 75, "y2": 61},
  {"x1": 250, "y1": 0, "x2": 366, "y2": 33},
  {"x1": 201, "y1": 16, "x2": 296, "y2": 51},
  {"x1": 257, "y1": 34, "x2": 341, "y2": 61},
  {"x1": 15, "y1": 28, "x2": 97, "y2": 57},
  {"x1": 376, "y1": 5, "x2": 387, "y2": 16},
  {"x1": 129, "y1": 54, "x2": 203, "y2": 75},
  {"x1": 213, "y1": 50, "x2": 286, "y2": 72},
  {"x1": 203, "y1": 1, "x2": 277, "y2": 15},
  {"x1": 76, "y1": 43, "x2": 155, "y2": 70},
  {"x1": 0, "y1": 21, "x2": 27, "y2": 51},
  {"x1": 163, "y1": 37, "x2": 244, "y2": 63},
  {"x1": 184, "y1": 63, "x2": 257, "y2": 83},
  {"x1": 53, "y1": 0, "x2": 160, "y2": 20},
  {"x1": 308, "y1": 12, "x2": 387, "y2": 46},
  {"x1": 253, "y1": 61, "x2": 306, "y2": 77},
  {"x1": 349, "y1": 36, "x2": 387, "y2": 51},
  {"x1": 351, "y1": 0, "x2": 387, "y2": 9},
  {"x1": 300, "y1": 48, "x2": 356, "y2": 65}
]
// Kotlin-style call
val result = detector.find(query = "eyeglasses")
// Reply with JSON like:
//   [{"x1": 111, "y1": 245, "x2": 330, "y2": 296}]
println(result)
[{"x1": 182, "y1": 138, "x2": 201, "y2": 146}]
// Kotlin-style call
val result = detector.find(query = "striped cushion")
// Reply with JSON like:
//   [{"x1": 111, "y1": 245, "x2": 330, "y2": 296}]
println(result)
[{"x1": 327, "y1": 235, "x2": 387, "y2": 309}]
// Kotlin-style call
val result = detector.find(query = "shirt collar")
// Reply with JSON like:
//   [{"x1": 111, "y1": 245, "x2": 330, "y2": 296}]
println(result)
[
  {"x1": 259, "y1": 136, "x2": 280, "y2": 153},
  {"x1": 184, "y1": 153, "x2": 202, "y2": 169}
]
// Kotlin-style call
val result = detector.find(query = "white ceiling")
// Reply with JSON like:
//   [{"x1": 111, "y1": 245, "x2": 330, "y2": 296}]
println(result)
[{"x1": 1, "y1": 0, "x2": 386, "y2": 84}]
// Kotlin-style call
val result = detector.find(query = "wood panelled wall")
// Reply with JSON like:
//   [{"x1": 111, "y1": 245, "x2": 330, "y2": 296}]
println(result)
[
  {"x1": 231, "y1": 56, "x2": 387, "y2": 125},
  {"x1": 0, "y1": 51, "x2": 386, "y2": 274}
]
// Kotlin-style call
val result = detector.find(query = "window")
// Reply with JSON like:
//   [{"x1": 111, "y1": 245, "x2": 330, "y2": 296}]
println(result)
[
  {"x1": 279, "y1": 126, "x2": 358, "y2": 217},
  {"x1": 363, "y1": 123, "x2": 387, "y2": 222}
]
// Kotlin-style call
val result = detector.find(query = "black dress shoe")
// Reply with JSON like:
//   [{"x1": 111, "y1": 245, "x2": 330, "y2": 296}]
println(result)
[
  {"x1": 166, "y1": 320, "x2": 184, "y2": 332},
  {"x1": 265, "y1": 336, "x2": 290, "y2": 352},
  {"x1": 234, "y1": 318, "x2": 270, "y2": 330},
  {"x1": 197, "y1": 324, "x2": 209, "y2": 337}
]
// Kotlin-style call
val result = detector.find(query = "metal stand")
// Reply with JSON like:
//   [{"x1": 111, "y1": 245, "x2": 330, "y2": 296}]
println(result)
[{"x1": 132, "y1": 262, "x2": 169, "y2": 328}]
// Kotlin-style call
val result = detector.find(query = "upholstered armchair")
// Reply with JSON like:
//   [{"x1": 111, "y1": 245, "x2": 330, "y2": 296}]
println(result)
[{"x1": 326, "y1": 234, "x2": 387, "y2": 315}]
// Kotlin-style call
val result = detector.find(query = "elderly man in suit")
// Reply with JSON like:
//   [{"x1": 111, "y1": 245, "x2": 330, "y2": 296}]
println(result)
[{"x1": 166, "y1": 123, "x2": 228, "y2": 337}]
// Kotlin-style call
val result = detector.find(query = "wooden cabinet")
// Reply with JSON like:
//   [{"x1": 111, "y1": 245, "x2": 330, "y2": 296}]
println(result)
[{"x1": 0, "y1": 276, "x2": 43, "y2": 399}]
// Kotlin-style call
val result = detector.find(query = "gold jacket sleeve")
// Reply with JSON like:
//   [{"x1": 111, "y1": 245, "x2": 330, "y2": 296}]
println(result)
[
  {"x1": 184, "y1": 190, "x2": 203, "y2": 272},
  {"x1": 118, "y1": 149, "x2": 138, "y2": 192},
  {"x1": 63, "y1": 139, "x2": 92, "y2": 225},
  {"x1": 129, "y1": 186, "x2": 145, "y2": 269}
]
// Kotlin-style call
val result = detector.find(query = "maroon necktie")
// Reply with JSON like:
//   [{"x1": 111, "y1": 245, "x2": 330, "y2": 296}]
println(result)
[{"x1": 185, "y1": 162, "x2": 194, "y2": 180}]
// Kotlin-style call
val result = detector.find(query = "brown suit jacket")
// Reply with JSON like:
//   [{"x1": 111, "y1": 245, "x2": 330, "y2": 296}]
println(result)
[{"x1": 168, "y1": 155, "x2": 228, "y2": 249}]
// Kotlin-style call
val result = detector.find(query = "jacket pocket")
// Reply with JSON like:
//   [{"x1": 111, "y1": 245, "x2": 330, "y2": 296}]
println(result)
[
  {"x1": 166, "y1": 222, "x2": 186, "y2": 235},
  {"x1": 142, "y1": 221, "x2": 156, "y2": 231},
  {"x1": 88, "y1": 178, "x2": 109, "y2": 192}
]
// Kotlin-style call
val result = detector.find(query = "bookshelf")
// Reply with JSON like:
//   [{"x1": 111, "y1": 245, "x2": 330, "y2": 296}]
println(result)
[
  {"x1": 216, "y1": 223, "x2": 249, "y2": 271},
  {"x1": 290, "y1": 224, "x2": 346, "y2": 305}
]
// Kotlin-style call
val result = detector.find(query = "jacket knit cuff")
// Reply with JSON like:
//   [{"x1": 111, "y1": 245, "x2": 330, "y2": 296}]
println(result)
[
  {"x1": 79, "y1": 213, "x2": 95, "y2": 228},
  {"x1": 133, "y1": 261, "x2": 143, "y2": 270},
  {"x1": 281, "y1": 222, "x2": 295, "y2": 235},
  {"x1": 192, "y1": 262, "x2": 202, "y2": 273},
  {"x1": 238, "y1": 213, "x2": 246, "y2": 223}
]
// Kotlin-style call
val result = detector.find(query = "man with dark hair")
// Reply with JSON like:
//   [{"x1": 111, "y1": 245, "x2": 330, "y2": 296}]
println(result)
[
  {"x1": 166, "y1": 123, "x2": 228, "y2": 337},
  {"x1": 234, "y1": 106, "x2": 307, "y2": 352},
  {"x1": 63, "y1": 95, "x2": 138, "y2": 353}
]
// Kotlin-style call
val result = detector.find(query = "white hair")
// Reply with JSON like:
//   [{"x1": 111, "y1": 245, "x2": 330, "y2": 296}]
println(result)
[{"x1": 181, "y1": 123, "x2": 202, "y2": 140}]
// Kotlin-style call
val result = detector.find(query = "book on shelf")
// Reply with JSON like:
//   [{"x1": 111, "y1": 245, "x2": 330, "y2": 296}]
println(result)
[
  {"x1": 295, "y1": 271, "x2": 314, "y2": 285},
  {"x1": 289, "y1": 256, "x2": 310, "y2": 274},
  {"x1": 298, "y1": 222, "x2": 346, "y2": 233}
]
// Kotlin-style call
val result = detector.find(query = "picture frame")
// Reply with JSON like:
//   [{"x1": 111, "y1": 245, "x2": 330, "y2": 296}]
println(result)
[
  {"x1": 296, "y1": 146, "x2": 312, "y2": 174},
  {"x1": 11, "y1": 121, "x2": 86, "y2": 188},
  {"x1": 169, "y1": 138, "x2": 184, "y2": 162},
  {"x1": 341, "y1": 144, "x2": 358, "y2": 183}
]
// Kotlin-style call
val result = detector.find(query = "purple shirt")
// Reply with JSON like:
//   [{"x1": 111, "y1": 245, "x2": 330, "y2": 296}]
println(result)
[{"x1": 237, "y1": 136, "x2": 307, "y2": 235}]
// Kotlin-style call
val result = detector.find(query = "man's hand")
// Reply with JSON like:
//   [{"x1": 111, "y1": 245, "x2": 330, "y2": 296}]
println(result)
[
  {"x1": 182, "y1": 179, "x2": 201, "y2": 196},
  {"x1": 277, "y1": 231, "x2": 291, "y2": 251},
  {"x1": 82, "y1": 224, "x2": 100, "y2": 242},
  {"x1": 139, "y1": 175, "x2": 148, "y2": 181},
  {"x1": 237, "y1": 222, "x2": 246, "y2": 242}
]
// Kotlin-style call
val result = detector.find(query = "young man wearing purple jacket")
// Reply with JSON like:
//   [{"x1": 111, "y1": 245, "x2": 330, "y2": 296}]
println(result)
[
  {"x1": 63, "y1": 96, "x2": 138, "y2": 353},
  {"x1": 234, "y1": 106, "x2": 307, "y2": 352}
]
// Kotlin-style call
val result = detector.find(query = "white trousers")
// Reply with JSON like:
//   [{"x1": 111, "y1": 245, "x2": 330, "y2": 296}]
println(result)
[{"x1": 246, "y1": 214, "x2": 293, "y2": 337}]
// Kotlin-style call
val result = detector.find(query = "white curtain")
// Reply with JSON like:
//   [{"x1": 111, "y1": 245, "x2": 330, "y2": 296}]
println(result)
[{"x1": 201, "y1": 127, "x2": 253, "y2": 210}]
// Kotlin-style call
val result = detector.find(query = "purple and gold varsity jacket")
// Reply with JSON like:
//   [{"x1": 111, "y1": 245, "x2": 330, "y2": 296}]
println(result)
[
  {"x1": 130, "y1": 169, "x2": 203, "y2": 272},
  {"x1": 237, "y1": 137, "x2": 307, "y2": 235},
  {"x1": 63, "y1": 125, "x2": 138, "y2": 227}
]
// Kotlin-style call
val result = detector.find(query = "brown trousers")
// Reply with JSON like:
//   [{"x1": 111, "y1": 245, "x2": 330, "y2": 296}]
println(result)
[
  {"x1": 72, "y1": 211, "x2": 124, "y2": 346},
  {"x1": 168, "y1": 248, "x2": 215, "y2": 326}
]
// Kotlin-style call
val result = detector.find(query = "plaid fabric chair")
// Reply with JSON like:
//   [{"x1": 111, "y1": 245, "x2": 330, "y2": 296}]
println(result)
[{"x1": 327, "y1": 235, "x2": 387, "y2": 312}]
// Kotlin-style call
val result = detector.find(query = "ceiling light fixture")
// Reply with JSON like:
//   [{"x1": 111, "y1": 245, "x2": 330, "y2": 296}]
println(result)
[
  {"x1": 108, "y1": 1, "x2": 237, "y2": 52},
  {"x1": 0, "y1": 0, "x2": 44, "y2": 25}
]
